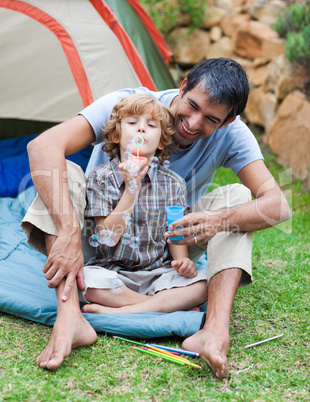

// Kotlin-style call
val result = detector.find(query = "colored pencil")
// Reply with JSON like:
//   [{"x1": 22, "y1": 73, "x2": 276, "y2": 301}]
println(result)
[
  {"x1": 134, "y1": 346, "x2": 202, "y2": 368},
  {"x1": 133, "y1": 346, "x2": 185, "y2": 366},
  {"x1": 147, "y1": 343, "x2": 200, "y2": 357},
  {"x1": 147, "y1": 345, "x2": 189, "y2": 362},
  {"x1": 113, "y1": 335, "x2": 145, "y2": 347},
  {"x1": 140, "y1": 347, "x2": 202, "y2": 369},
  {"x1": 113, "y1": 336, "x2": 201, "y2": 368},
  {"x1": 244, "y1": 333, "x2": 284, "y2": 349}
]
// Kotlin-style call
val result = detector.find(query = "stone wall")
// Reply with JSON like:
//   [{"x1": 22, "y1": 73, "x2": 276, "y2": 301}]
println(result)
[{"x1": 160, "y1": 0, "x2": 310, "y2": 187}]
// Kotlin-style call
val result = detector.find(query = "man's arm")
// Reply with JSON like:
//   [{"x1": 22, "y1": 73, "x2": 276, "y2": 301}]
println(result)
[
  {"x1": 166, "y1": 160, "x2": 291, "y2": 244},
  {"x1": 27, "y1": 115, "x2": 96, "y2": 299}
]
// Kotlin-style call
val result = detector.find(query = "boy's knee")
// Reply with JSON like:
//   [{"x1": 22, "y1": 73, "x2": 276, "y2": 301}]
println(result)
[{"x1": 195, "y1": 280, "x2": 208, "y2": 303}]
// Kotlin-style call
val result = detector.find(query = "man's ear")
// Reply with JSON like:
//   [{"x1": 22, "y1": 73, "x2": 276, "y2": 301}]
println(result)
[
  {"x1": 221, "y1": 116, "x2": 236, "y2": 128},
  {"x1": 179, "y1": 78, "x2": 187, "y2": 97}
]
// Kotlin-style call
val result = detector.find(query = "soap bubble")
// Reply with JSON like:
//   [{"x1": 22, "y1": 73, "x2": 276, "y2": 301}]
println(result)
[
  {"x1": 89, "y1": 234, "x2": 99, "y2": 247},
  {"x1": 126, "y1": 142, "x2": 135, "y2": 154},
  {"x1": 124, "y1": 151, "x2": 134, "y2": 161},
  {"x1": 123, "y1": 211, "x2": 132, "y2": 226},
  {"x1": 150, "y1": 156, "x2": 159, "y2": 168},
  {"x1": 97, "y1": 230, "x2": 108, "y2": 244},
  {"x1": 128, "y1": 180, "x2": 138, "y2": 194},
  {"x1": 110, "y1": 278, "x2": 123, "y2": 294},
  {"x1": 129, "y1": 235, "x2": 139, "y2": 249},
  {"x1": 122, "y1": 233, "x2": 131, "y2": 245},
  {"x1": 104, "y1": 231, "x2": 118, "y2": 247},
  {"x1": 106, "y1": 185, "x2": 121, "y2": 200},
  {"x1": 126, "y1": 160, "x2": 140, "y2": 176},
  {"x1": 163, "y1": 160, "x2": 170, "y2": 168},
  {"x1": 97, "y1": 230, "x2": 118, "y2": 247},
  {"x1": 133, "y1": 135, "x2": 144, "y2": 147}
]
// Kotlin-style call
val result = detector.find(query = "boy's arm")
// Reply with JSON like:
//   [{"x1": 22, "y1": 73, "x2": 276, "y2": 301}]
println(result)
[
  {"x1": 93, "y1": 162, "x2": 149, "y2": 244},
  {"x1": 94, "y1": 187, "x2": 138, "y2": 244},
  {"x1": 168, "y1": 243, "x2": 197, "y2": 278}
]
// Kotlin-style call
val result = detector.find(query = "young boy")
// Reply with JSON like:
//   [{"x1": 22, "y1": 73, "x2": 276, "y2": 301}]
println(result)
[{"x1": 81, "y1": 94, "x2": 208, "y2": 314}]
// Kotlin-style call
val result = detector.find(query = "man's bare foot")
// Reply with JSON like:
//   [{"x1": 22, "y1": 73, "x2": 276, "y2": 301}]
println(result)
[
  {"x1": 36, "y1": 310, "x2": 97, "y2": 370},
  {"x1": 182, "y1": 324, "x2": 229, "y2": 379}
]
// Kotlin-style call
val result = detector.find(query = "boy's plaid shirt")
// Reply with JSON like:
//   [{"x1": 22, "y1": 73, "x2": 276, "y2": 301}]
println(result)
[{"x1": 85, "y1": 157, "x2": 187, "y2": 271}]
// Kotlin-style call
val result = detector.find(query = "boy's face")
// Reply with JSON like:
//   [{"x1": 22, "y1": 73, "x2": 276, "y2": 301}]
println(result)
[{"x1": 118, "y1": 114, "x2": 163, "y2": 162}]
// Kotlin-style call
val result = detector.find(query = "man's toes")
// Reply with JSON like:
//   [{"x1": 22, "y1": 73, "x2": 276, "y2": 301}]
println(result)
[
  {"x1": 215, "y1": 362, "x2": 228, "y2": 378},
  {"x1": 46, "y1": 355, "x2": 64, "y2": 370}
]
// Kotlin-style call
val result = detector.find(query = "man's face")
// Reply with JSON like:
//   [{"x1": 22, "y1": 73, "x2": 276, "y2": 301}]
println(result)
[{"x1": 171, "y1": 80, "x2": 233, "y2": 149}]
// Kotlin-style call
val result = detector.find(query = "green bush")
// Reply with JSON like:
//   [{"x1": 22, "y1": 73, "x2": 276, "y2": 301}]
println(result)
[
  {"x1": 274, "y1": 3, "x2": 310, "y2": 73},
  {"x1": 140, "y1": 0, "x2": 206, "y2": 37}
]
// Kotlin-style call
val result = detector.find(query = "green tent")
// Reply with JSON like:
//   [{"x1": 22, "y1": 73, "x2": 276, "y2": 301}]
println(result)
[{"x1": 0, "y1": 0, "x2": 176, "y2": 138}]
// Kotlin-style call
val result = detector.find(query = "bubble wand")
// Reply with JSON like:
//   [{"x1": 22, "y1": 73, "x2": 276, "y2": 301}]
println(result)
[{"x1": 132, "y1": 134, "x2": 144, "y2": 160}]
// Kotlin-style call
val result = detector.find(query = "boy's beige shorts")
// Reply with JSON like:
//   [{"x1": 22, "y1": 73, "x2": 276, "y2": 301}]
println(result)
[{"x1": 22, "y1": 160, "x2": 253, "y2": 286}]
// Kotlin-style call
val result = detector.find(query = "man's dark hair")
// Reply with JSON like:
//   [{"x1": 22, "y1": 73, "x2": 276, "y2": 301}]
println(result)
[{"x1": 183, "y1": 58, "x2": 249, "y2": 125}]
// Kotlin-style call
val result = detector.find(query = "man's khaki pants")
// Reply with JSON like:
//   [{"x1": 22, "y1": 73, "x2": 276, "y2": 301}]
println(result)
[{"x1": 22, "y1": 161, "x2": 253, "y2": 286}]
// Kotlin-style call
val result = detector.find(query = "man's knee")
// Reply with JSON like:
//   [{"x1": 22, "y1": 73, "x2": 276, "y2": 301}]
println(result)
[
  {"x1": 199, "y1": 183, "x2": 251, "y2": 211},
  {"x1": 227, "y1": 183, "x2": 251, "y2": 207}
]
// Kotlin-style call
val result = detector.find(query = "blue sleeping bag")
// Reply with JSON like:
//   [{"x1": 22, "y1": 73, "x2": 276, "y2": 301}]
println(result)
[{"x1": 0, "y1": 135, "x2": 206, "y2": 339}]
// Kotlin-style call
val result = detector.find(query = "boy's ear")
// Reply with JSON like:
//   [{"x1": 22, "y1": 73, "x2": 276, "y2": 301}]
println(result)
[
  {"x1": 157, "y1": 140, "x2": 165, "y2": 150},
  {"x1": 111, "y1": 131, "x2": 120, "y2": 143}
]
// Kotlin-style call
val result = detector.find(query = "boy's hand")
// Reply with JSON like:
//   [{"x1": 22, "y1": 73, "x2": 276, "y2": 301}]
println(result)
[
  {"x1": 119, "y1": 161, "x2": 148, "y2": 190},
  {"x1": 171, "y1": 258, "x2": 197, "y2": 278}
]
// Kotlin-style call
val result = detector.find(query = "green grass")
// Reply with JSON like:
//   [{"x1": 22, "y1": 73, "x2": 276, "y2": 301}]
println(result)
[{"x1": 1, "y1": 149, "x2": 309, "y2": 401}]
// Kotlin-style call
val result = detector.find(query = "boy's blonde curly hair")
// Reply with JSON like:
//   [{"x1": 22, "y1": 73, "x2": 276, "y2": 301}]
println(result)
[{"x1": 102, "y1": 94, "x2": 175, "y2": 163}]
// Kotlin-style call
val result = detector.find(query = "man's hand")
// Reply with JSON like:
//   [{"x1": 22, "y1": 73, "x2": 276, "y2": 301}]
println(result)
[
  {"x1": 171, "y1": 258, "x2": 197, "y2": 278},
  {"x1": 166, "y1": 211, "x2": 223, "y2": 246},
  {"x1": 42, "y1": 230, "x2": 84, "y2": 301}
]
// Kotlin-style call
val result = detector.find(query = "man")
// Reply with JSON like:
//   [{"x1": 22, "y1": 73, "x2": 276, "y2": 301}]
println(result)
[{"x1": 22, "y1": 58, "x2": 290, "y2": 378}]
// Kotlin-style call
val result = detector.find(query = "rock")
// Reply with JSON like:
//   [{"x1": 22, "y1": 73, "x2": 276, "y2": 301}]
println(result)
[
  {"x1": 215, "y1": 0, "x2": 234, "y2": 9},
  {"x1": 244, "y1": 87, "x2": 277, "y2": 133},
  {"x1": 168, "y1": 66, "x2": 183, "y2": 86},
  {"x1": 221, "y1": 12, "x2": 251, "y2": 38},
  {"x1": 215, "y1": 0, "x2": 244, "y2": 9},
  {"x1": 254, "y1": 38, "x2": 284, "y2": 66},
  {"x1": 175, "y1": 13, "x2": 192, "y2": 27},
  {"x1": 206, "y1": 37, "x2": 233, "y2": 59},
  {"x1": 249, "y1": 0, "x2": 286, "y2": 25},
  {"x1": 210, "y1": 26, "x2": 222, "y2": 42},
  {"x1": 252, "y1": 64, "x2": 269, "y2": 86},
  {"x1": 263, "y1": 55, "x2": 298, "y2": 100},
  {"x1": 232, "y1": 56, "x2": 255, "y2": 82},
  {"x1": 234, "y1": 21, "x2": 278, "y2": 59},
  {"x1": 203, "y1": 6, "x2": 227, "y2": 29},
  {"x1": 268, "y1": 91, "x2": 310, "y2": 182},
  {"x1": 168, "y1": 28, "x2": 210, "y2": 65}
]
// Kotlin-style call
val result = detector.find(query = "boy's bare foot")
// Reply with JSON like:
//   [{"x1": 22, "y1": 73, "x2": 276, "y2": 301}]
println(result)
[
  {"x1": 82, "y1": 303, "x2": 112, "y2": 314},
  {"x1": 182, "y1": 323, "x2": 229, "y2": 379},
  {"x1": 82, "y1": 303, "x2": 202, "y2": 314},
  {"x1": 36, "y1": 310, "x2": 97, "y2": 370}
]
